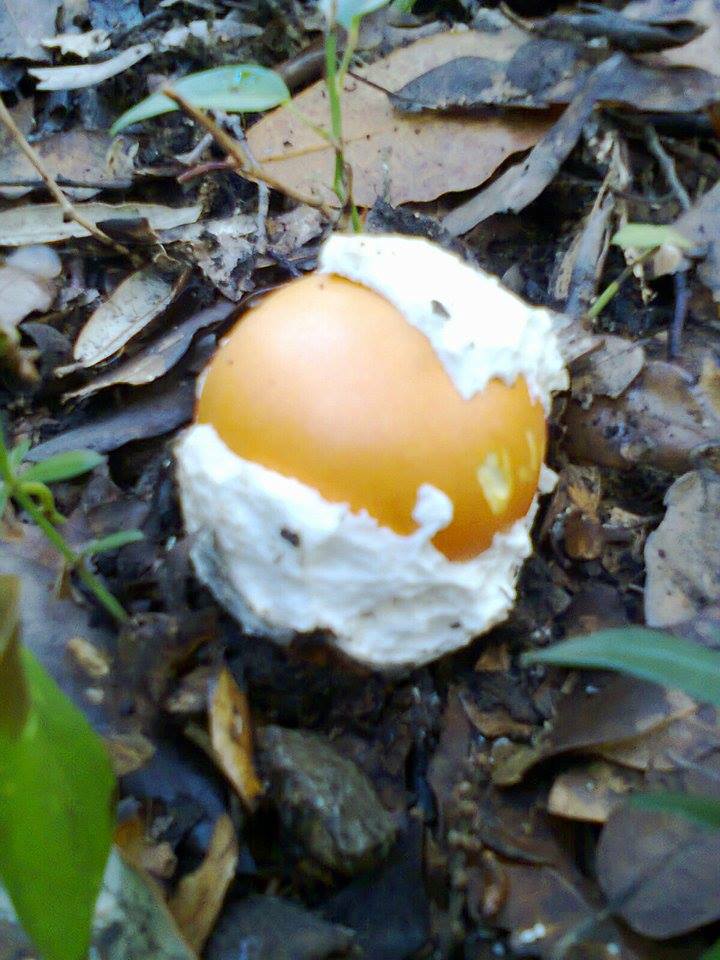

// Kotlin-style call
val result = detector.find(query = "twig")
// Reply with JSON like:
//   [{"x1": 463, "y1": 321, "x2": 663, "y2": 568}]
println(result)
[
  {"x1": 0, "y1": 95, "x2": 137, "y2": 261},
  {"x1": 161, "y1": 85, "x2": 335, "y2": 218},
  {"x1": 645, "y1": 125, "x2": 691, "y2": 212},
  {"x1": 668, "y1": 269, "x2": 689, "y2": 359}
]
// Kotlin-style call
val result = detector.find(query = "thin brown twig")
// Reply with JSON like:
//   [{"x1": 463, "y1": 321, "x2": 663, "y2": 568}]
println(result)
[
  {"x1": 0, "y1": 95, "x2": 138, "y2": 261},
  {"x1": 161, "y1": 85, "x2": 335, "y2": 219}
]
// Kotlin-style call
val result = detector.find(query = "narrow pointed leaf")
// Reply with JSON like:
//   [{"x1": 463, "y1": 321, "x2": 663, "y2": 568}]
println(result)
[
  {"x1": 0, "y1": 643, "x2": 115, "y2": 960},
  {"x1": 9, "y1": 439, "x2": 31, "y2": 471},
  {"x1": 703, "y1": 938, "x2": 720, "y2": 960},
  {"x1": 110, "y1": 64, "x2": 290, "y2": 136},
  {"x1": 20, "y1": 449, "x2": 105, "y2": 484},
  {"x1": 0, "y1": 577, "x2": 29, "y2": 737},
  {"x1": 629, "y1": 791, "x2": 720, "y2": 830},
  {"x1": 522, "y1": 627, "x2": 720, "y2": 707},
  {"x1": 0, "y1": 482, "x2": 8, "y2": 520},
  {"x1": 612, "y1": 222, "x2": 694, "y2": 252},
  {"x1": 81, "y1": 529, "x2": 144, "y2": 557}
]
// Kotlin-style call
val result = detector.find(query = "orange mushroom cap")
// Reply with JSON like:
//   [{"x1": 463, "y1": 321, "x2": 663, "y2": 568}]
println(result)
[{"x1": 197, "y1": 272, "x2": 547, "y2": 561}]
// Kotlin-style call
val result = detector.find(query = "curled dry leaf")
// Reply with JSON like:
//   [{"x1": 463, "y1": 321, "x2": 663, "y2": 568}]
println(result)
[
  {"x1": 597, "y1": 801, "x2": 720, "y2": 938},
  {"x1": 548, "y1": 761, "x2": 641, "y2": 824},
  {"x1": 570, "y1": 335, "x2": 646, "y2": 402},
  {"x1": 247, "y1": 28, "x2": 554, "y2": 208},
  {"x1": 0, "y1": 201, "x2": 202, "y2": 246},
  {"x1": 29, "y1": 43, "x2": 153, "y2": 91},
  {"x1": 65, "y1": 267, "x2": 190, "y2": 371},
  {"x1": 625, "y1": 0, "x2": 720, "y2": 76},
  {"x1": 64, "y1": 299, "x2": 236, "y2": 399},
  {"x1": 115, "y1": 816, "x2": 177, "y2": 882},
  {"x1": 564, "y1": 360, "x2": 720, "y2": 474},
  {"x1": 0, "y1": 244, "x2": 61, "y2": 337},
  {"x1": 169, "y1": 814, "x2": 238, "y2": 954},
  {"x1": 208, "y1": 667, "x2": 263, "y2": 810},
  {"x1": 645, "y1": 469, "x2": 720, "y2": 628}
]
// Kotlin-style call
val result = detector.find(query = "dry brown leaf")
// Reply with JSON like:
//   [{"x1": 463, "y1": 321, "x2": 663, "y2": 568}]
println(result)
[
  {"x1": 64, "y1": 298, "x2": 235, "y2": 399},
  {"x1": 645, "y1": 469, "x2": 720, "y2": 628},
  {"x1": 0, "y1": 0, "x2": 57, "y2": 61},
  {"x1": 548, "y1": 761, "x2": 641, "y2": 823},
  {"x1": 564, "y1": 360, "x2": 720, "y2": 474},
  {"x1": 247, "y1": 28, "x2": 553, "y2": 208},
  {"x1": 571, "y1": 335, "x2": 646, "y2": 402},
  {"x1": 598, "y1": 800, "x2": 720, "y2": 938},
  {"x1": 169, "y1": 814, "x2": 238, "y2": 953},
  {"x1": 116, "y1": 816, "x2": 178, "y2": 882},
  {"x1": 105, "y1": 732, "x2": 156, "y2": 777},
  {"x1": 65, "y1": 267, "x2": 189, "y2": 371},
  {"x1": 625, "y1": 0, "x2": 720, "y2": 75},
  {"x1": 209, "y1": 667, "x2": 263, "y2": 809},
  {"x1": 0, "y1": 201, "x2": 202, "y2": 246}
]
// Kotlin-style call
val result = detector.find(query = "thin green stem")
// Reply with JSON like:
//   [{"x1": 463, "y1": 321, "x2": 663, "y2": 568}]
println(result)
[
  {"x1": 324, "y1": 28, "x2": 345, "y2": 205},
  {"x1": 337, "y1": 18, "x2": 360, "y2": 89},
  {"x1": 13, "y1": 487, "x2": 128, "y2": 625},
  {"x1": 587, "y1": 245, "x2": 659, "y2": 319},
  {"x1": 20, "y1": 481, "x2": 65, "y2": 526}
]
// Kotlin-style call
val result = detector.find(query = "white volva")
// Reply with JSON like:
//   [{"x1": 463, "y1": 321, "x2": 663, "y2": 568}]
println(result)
[{"x1": 175, "y1": 235, "x2": 568, "y2": 669}]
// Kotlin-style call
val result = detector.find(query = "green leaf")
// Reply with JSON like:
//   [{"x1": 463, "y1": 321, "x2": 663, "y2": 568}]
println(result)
[
  {"x1": 0, "y1": 576, "x2": 29, "y2": 737},
  {"x1": 521, "y1": 627, "x2": 720, "y2": 707},
  {"x1": 320, "y1": 0, "x2": 392, "y2": 28},
  {"x1": 0, "y1": 642, "x2": 115, "y2": 960},
  {"x1": 110, "y1": 64, "x2": 290, "y2": 136},
  {"x1": 8, "y1": 438, "x2": 30, "y2": 471},
  {"x1": 0, "y1": 482, "x2": 8, "y2": 520},
  {"x1": 81, "y1": 529, "x2": 144, "y2": 557},
  {"x1": 612, "y1": 222, "x2": 694, "y2": 252},
  {"x1": 703, "y1": 938, "x2": 720, "y2": 960},
  {"x1": 629, "y1": 791, "x2": 720, "y2": 830},
  {"x1": 20, "y1": 449, "x2": 105, "y2": 485}
]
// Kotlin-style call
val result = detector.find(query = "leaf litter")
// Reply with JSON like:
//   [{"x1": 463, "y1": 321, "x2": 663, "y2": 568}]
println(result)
[{"x1": 4, "y1": 1, "x2": 720, "y2": 958}]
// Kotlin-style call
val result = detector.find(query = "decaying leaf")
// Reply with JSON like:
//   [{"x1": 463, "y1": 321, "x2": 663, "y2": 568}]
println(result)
[
  {"x1": 548, "y1": 761, "x2": 641, "y2": 823},
  {"x1": 625, "y1": 0, "x2": 720, "y2": 75},
  {"x1": 65, "y1": 268, "x2": 189, "y2": 371},
  {"x1": 247, "y1": 28, "x2": 554, "y2": 208},
  {"x1": 64, "y1": 299, "x2": 235, "y2": 399},
  {"x1": 0, "y1": 245, "x2": 61, "y2": 338},
  {"x1": 443, "y1": 52, "x2": 720, "y2": 234},
  {"x1": 208, "y1": 667, "x2": 263, "y2": 810},
  {"x1": 115, "y1": 816, "x2": 177, "y2": 881},
  {"x1": 570, "y1": 336, "x2": 646, "y2": 402},
  {"x1": 29, "y1": 43, "x2": 153, "y2": 91},
  {"x1": 564, "y1": 360, "x2": 720, "y2": 474},
  {"x1": 0, "y1": 0, "x2": 58, "y2": 61},
  {"x1": 42, "y1": 29, "x2": 111, "y2": 58},
  {"x1": 169, "y1": 814, "x2": 238, "y2": 953},
  {"x1": 0, "y1": 202, "x2": 202, "y2": 246},
  {"x1": 645, "y1": 470, "x2": 720, "y2": 628},
  {"x1": 598, "y1": 800, "x2": 720, "y2": 938},
  {"x1": 165, "y1": 214, "x2": 257, "y2": 301}
]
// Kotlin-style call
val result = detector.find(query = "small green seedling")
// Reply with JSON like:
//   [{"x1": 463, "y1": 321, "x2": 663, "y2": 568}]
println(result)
[
  {"x1": 0, "y1": 423, "x2": 142, "y2": 623},
  {"x1": 110, "y1": 0, "x2": 396, "y2": 230},
  {"x1": 0, "y1": 575, "x2": 116, "y2": 960}
]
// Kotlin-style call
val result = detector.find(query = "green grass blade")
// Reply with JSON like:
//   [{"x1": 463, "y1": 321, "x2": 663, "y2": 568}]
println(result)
[
  {"x1": 81, "y1": 530, "x2": 144, "y2": 557},
  {"x1": 522, "y1": 627, "x2": 720, "y2": 707},
  {"x1": 110, "y1": 64, "x2": 290, "y2": 136},
  {"x1": 702, "y1": 938, "x2": 720, "y2": 960},
  {"x1": 322, "y1": 0, "x2": 392, "y2": 28},
  {"x1": 20, "y1": 450, "x2": 105, "y2": 484},
  {"x1": 629, "y1": 791, "x2": 720, "y2": 830}
]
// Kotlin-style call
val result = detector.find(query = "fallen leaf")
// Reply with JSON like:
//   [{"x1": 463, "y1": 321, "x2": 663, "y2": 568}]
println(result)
[
  {"x1": 247, "y1": 28, "x2": 554, "y2": 208},
  {"x1": 548, "y1": 761, "x2": 642, "y2": 823},
  {"x1": 625, "y1": 0, "x2": 720, "y2": 75},
  {"x1": 165, "y1": 213, "x2": 257, "y2": 301},
  {"x1": 571, "y1": 336, "x2": 646, "y2": 401},
  {"x1": 64, "y1": 299, "x2": 236, "y2": 399},
  {"x1": 29, "y1": 43, "x2": 153, "y2": 91},
  {"x1": 597, "y1": 800, "x2": 720, "y2": 937},
  {"x1": 0, "y1": 0, "x2": 58, "y2": 61},
  {"x1": 0, "y1": 245, "x2": 61, "y2": 339},
  {"x1": 42, "y1": 29, "x2": 111, "y2": 58},
  {"x1": 26, "y1": 378, "x2": 196, "y2": 459},
  {"x1": 208, "y1": 667, "x2": 263, "y2": 810},
  {"x1": 564, "y1": 360, "x2": 720, "y2": 474},
  {"x1": 443, "y1": 53, "x2": 720, "y2": 234},
  {"x1": 169, "y1": 814, "x2": 238, "y2": 953},
  {"x1": 115, "y1": 816, "x2": 177, "y2": 881},
  {"x1": 645, "y1": 470, "x2": 720, "y2": 628},
  {"x1": 66, "y1": 268, "x2": 189, "y2": 370},
  {"x1": 0, "y1": 201, "x2": 202, "y2": 246}
]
